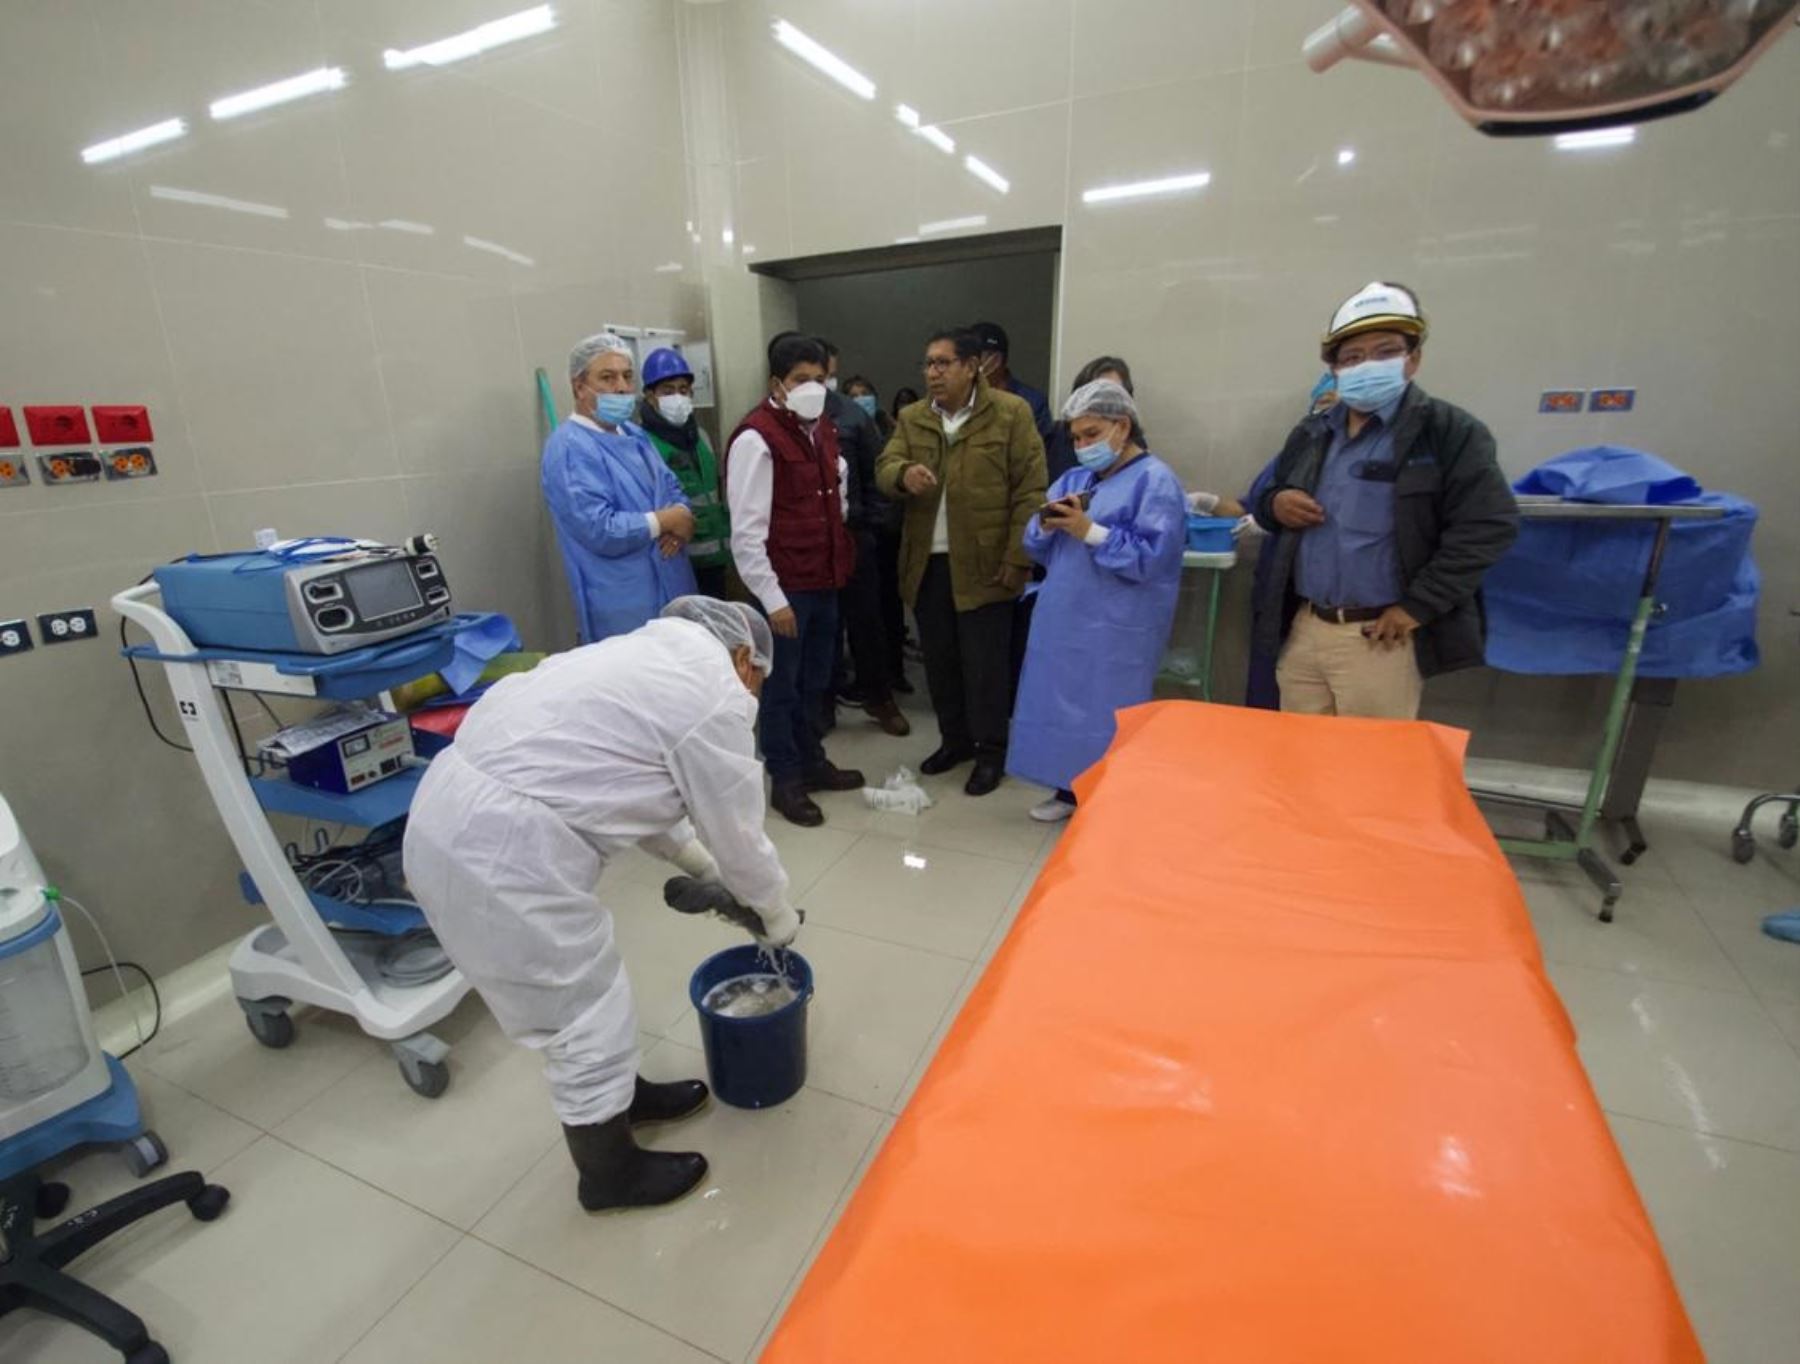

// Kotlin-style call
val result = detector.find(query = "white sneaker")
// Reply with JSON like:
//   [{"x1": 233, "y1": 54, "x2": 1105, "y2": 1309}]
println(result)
[{"x1": 1029, "y1": 796, "x2": 1075, "y2": 824}]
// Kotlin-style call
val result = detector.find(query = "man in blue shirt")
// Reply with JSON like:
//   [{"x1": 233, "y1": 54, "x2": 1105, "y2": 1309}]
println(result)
[{"x1": 1252, "y1": 283, "x2": 1518, "y2": 719}]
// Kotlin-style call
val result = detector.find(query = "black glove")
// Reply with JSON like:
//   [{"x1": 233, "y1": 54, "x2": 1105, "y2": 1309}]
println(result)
[{"x1": 663, "y1": 877, "x2": 803, "y2": 943}]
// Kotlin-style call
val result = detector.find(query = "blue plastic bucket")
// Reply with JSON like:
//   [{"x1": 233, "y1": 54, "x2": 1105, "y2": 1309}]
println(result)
[
  {"x1": 1186, "y1": 514, "x2": 1236, "y2": 552},
  {"x1": 688, "y1": 945, "x2": 813, "y2": 1109}
]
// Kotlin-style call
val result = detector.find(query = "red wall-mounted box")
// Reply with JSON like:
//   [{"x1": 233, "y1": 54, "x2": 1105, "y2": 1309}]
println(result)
[
  {"x1": 0, "y1": 408, "x2": 18, "y2": 448},
  {"x1": 93, "y1": 404, "x2": 153, "y2": 443},
  {"x1": 24, "y1": 405, "x2": 92, "y2": 445}
]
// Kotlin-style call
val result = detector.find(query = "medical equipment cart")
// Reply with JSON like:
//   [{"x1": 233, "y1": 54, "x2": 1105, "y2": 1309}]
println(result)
[
  {"x1": 1470, "y1": 498, "x2": 1724, "y2": 921},
  {"x1": 113, "y1": 581, "x2": 500, "y2": 1098},
  {"x1": 1158, "y1": 548, "x2": 1238, "y2": 702}
]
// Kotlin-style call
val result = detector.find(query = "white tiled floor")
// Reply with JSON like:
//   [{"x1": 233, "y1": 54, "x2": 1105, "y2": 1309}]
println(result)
[{"x1": 4, "y1": 707, "x2": 1798, "y2": 1363}]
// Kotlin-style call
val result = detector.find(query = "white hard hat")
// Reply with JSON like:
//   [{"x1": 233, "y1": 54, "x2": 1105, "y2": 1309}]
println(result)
[{"x1": 1322, "y1": 281, "x2": 1427, "y2": 359}]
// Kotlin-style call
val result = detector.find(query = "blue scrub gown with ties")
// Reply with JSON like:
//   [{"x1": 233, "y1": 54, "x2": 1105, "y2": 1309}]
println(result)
[
  {"x1": 541, "y1": 418, "x2": 698, "y2": 643},
  {"x1": 1008, "y1": 454, "x2": 1187, "y2": 794}
]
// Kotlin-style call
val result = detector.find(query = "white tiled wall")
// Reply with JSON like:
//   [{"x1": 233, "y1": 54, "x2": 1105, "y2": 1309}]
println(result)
[
  {"x1": 712, "y1": 0, "x2": 1800, "y2": 792},
  {"x1": 0, "y1": 0, "x2": 701, "y2": 976}
]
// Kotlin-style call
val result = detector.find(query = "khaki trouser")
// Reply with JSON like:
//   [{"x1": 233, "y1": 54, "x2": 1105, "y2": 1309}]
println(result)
[{"x1": 1277, "y1": 606, "x2": 1424, "y2": 720}]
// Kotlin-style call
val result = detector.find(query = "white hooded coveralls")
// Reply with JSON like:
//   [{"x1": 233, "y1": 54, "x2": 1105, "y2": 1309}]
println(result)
[{"x1": 402, "y1": 617, "x2": 790, "y2": 1125}]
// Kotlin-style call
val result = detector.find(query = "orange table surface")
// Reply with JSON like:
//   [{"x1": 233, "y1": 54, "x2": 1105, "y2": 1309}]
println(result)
[{"x1": 764, "y1": 702, "x2": 1701, "y2": 1364}]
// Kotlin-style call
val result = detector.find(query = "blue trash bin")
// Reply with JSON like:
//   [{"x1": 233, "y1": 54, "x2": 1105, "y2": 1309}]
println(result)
[
  {"x1": 1186, "y1": 514, "x2": 1236, "y2": 553},
  {"x1": 688, "y1": 945, "x2": 813, "y2": 1109}
]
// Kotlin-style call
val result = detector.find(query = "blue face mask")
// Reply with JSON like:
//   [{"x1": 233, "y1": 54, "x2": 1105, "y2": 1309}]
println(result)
[
  {"x1": 1075, "y1": 437, "x2": 1120, "y2": 473},
  {"x1": 1333, "y1": 356, "x2": 1408, "y2": 414},
  {"x1": 594, "y1": 392, "x2": 636, "y2": 426},
  {"x1": 852, "y1": 393, "x2": 879, "y2": 418}
]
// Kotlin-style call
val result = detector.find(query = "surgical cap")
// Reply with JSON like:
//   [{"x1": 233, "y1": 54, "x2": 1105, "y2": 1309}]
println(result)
[
  {"x1": 662, "y1": 596, "x2": 775, "y2": 674},
  {"x1": 1062, "y1": 378, "x2": 1139, "y2": 424},
  {"x1": 568, "y1": 331, "x2": 634, "y2": 380}
]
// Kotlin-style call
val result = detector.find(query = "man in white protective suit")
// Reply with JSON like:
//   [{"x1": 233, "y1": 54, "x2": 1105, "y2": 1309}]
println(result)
[{"x1": 403, "y1": 596, "x2": 800, "y2": 1211}]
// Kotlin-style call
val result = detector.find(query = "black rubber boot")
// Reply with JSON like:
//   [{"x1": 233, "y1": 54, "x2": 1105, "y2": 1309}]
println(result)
[
  {"x1": 563, "y1": 1115, "x2": 708, "y2": 1212},
  {"x1": 628, "y1": 1074, "x2": 709, "y2": 1126}
]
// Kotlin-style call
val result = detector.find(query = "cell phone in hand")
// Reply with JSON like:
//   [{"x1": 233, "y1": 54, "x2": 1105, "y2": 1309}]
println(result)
[{"x1": 1038, "y1": 489, "x2": 1094, "y2": 519}]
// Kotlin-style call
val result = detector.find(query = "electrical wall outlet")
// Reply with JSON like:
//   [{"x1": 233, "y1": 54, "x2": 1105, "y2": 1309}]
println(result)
[
  {"x1": 37, "y1": 451, "x2": 103, "y2": 484},
  {"x1": 103, "y1": 447, "x2": 157, "y2": 480},
  {"x1": 0, "y1": 619, "x2": 33, "y2": 656},
  {"x1": 37, "y1": 608, "x2": 97, "y2": 644}
]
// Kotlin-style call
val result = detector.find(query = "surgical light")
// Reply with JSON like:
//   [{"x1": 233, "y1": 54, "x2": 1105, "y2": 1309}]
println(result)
[
  {"x1": 1081, "y1": 171, "x2": 1212, "y2": 205},
  {"x1": 1555, "y1": 124, "x2": 1638, "y2": 148},
  {"x1": 80, "y1": 118, "x2": 186, "y2": 165},
  {"x1": 384, "y1": 4, "x2": 557, "y2": 70},
  {"x1": 1304, "y1": 1, "x2": 1799, "y2": 136},
  {"x1": 964, "y1": 155, "x2": 1010, "y2": 193},
  {"x1": 208, "y1": 66, "x2": 346, "y2": 121},
  {"x1": 772, "y1": 19, "x2": 876, "y2": 100}
]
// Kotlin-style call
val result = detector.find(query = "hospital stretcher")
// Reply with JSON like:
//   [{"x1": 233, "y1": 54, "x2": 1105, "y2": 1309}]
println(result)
[{"x1": 764, "y1": 702, "x2": 1700, "y2": 1364}]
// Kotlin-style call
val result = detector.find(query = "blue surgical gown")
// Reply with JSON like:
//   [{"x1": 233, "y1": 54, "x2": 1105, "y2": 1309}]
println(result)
[
  {"x1": 1008, "y1": 454, "x2": 1187, "y2": 793},
  {"x1": 542, "y1": 418, "x2": 697, "y2": 643}
]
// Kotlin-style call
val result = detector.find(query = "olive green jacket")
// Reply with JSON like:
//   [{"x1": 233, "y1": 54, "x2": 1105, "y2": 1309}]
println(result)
[{"x1": 875, "y1": 377, "x2": 1048, "y2": 611}]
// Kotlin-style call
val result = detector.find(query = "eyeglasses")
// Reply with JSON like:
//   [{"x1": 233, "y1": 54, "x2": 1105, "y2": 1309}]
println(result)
[{"x1": 922, "y1": 356, "x2": 966, "y2": 372}]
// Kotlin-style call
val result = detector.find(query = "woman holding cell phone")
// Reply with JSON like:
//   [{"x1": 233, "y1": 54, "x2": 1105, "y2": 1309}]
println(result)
[{"x1": 1008, "y1": 379, "x2": 1188, "y2": 823}]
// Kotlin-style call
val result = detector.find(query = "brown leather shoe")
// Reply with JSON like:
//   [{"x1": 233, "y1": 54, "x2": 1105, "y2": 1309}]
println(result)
[
  {"x1": 865, "y1": 698, "x2": 912, "y2": 737},
  {"x1": 801, "y1": 761, "x2": 865, "y2": 792},
  {"x1": 771, "y1": 780, "x2": 824, "y2": 826}
]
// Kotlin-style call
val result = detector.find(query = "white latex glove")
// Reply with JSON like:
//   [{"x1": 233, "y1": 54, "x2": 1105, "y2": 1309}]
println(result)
[
  {"x1": 670, "y1": 839, "x2": 721, "y2": 882},
  {"x1": 755, "y1": 899, "x2": 802, "y2": 949},
  {"x1": 1186, "y1": 490, "x2": 1220, "y2": 514}
]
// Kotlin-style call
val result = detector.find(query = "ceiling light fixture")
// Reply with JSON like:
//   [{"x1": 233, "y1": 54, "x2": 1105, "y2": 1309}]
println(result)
[
  {"x1": 895, "y1": 103, "x2": 920, "y2": 128},
  {"x1": 964, "y1": 155, "x2": 1010, "y2": 193},
  {"x1": 771, "y1": 19, "x2": 876, "y2": 100},
  {"x1": 917, "y1": 124, "x2": 956, "y2": 154},
  {"x1": 80, "y1": 118, "x2": 186, "y2": 165},
  {"x1": 209, "y1": 66, "x2": 346, "y2": 121},
  {"x1": 463, "y1": 234, "x2": 535, "y2": 266},
  {"x1": 149, "y1": 185, "x2": 289, "y2": 218},
  {"x1": 384, "y1": 5, "x2": 557, "y2": 70},
  {"x1": 1336, "y1": 146, "x2": 1357, "y2": 165},
  {"x1": 918, "y1": 214, "x2": 988, "y2": 235},
  {"x1": 1081, "y1": 171, "x2": 1211, "y2": 204}
]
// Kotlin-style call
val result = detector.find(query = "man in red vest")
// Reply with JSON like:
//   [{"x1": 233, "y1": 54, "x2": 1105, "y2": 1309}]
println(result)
[{"x1": 726, "y1": 333, "x2": 865, "y2": 826}]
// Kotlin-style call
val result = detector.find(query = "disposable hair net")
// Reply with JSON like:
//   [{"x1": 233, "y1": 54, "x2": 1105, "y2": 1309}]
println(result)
[
  {"x1": 662, "y1": 597, "x2": 775, "y2": 674},
  {"x1": 1062, "y1": 378, "x2": 1139, "y2": 424},
  {"x1": 569, "y1": 331, "x2": 635, "y2": 380}
]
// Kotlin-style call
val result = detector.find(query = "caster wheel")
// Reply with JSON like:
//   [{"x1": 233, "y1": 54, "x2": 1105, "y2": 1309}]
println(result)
[
  {"x1": 36, "y1": 1182, "x2": 71, "y2": 1220},
  {"x1": 1619, "y1": 848, "x2": 1640, "y2": 866},
  {"x1": 245, "y1": 1008, "x2": 296, "y2": 1049},
  {"x1": 1731, "y1": 830, "x2": 1756, "y2": 865},
  {"x1": 1779, "y1": 812, "x2": 1798, "y2": 851},
  {"x1": 126, "y1": 1343, "x2": 170, "y2": 1364},
  {"x1": 400, "y1": 1057, "x2": 450, "y2": 1099},
  {"x1": 187, "y1": 1184, "x2": 231, "y2": 1222},
  {"x1": 123, "y1": 1131, "x2": 168, "y2": 1178}
]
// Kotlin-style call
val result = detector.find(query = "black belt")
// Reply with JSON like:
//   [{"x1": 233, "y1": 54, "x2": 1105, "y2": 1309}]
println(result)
[{"x1": 1308, "y1": 602, "x2": 1389, "y2": 625}]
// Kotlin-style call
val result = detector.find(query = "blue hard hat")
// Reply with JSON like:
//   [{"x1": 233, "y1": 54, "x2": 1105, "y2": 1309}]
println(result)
[{"x1": 642, "y1": 347, "x2": 694, "y2": 388}]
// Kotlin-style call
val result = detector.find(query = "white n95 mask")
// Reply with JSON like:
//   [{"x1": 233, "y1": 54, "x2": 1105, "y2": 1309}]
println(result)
[
  {"x1": 783, "y1": 380, "x2": 828, "y2": 422},
  {"x1": 657, "y1": 393, "x2": 695, "y2": 425}
]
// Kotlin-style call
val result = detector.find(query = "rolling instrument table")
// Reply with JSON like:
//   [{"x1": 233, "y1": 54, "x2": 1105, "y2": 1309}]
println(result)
[
  {"x1": 764, "y1": 703, "x2": 1699, "y2": 1363},
  {"x1": 1472, "y1": 497, "x2": 1724, "y2": 921}
]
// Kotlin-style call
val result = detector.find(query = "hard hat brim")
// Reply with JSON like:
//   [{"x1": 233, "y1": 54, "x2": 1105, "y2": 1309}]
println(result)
[{"x1": 1321, "y1": 314, "x2": 1427, "y2": 359}]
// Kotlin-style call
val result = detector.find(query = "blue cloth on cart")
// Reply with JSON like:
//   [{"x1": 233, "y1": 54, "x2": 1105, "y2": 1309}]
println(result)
[
  {"x1": 441, "y1": 612, "x2": 520, "y2": 693},
  {"x1": 1484, "y1": 447, "x2": 1759, "y2": 679},
  {"x1": 1764, "y1": 912, "x2": 1800, "y2": 945}
]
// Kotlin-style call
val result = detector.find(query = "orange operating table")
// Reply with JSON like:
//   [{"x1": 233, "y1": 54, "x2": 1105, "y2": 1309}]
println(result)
[{"x1": 764, "y1": 702, "x2": 1700, "y2": 1364}]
